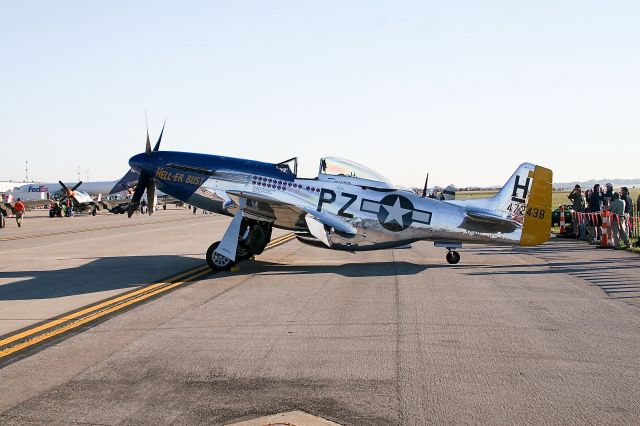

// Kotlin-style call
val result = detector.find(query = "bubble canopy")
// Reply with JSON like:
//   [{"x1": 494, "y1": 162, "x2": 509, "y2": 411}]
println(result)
[{"x1": 318, "y1": 157, "x2": 394, "y2": 188}]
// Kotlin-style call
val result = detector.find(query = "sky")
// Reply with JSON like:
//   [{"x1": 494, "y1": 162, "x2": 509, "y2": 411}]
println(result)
[{"x1": 1, "y1": 1, "x2": 639, "y2": 188}]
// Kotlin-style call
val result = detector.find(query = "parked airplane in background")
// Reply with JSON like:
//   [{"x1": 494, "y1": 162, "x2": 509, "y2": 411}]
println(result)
[
  {"x1": 125, "y1": 127, "x2": 552, "y2": 270},
  {"x1": 1, "y1": 170, "x2": 140, "y2": 217},
  {"x1": 9, "y1": 169, "x2": 140, "y2": 198},
  {"x1": 2, "y1": 180, "x2": 102, "y2": 216}
]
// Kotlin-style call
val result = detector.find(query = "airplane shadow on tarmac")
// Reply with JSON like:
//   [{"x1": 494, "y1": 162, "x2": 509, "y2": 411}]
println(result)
[
  {"x1": 236, "y1": 260, "x2": 443, "y2": 278},
  {"x1": 0, "y1": 255, "x2": 205, "y2": 300}
]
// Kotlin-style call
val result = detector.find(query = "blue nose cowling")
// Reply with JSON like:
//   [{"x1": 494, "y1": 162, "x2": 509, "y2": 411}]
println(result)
[{"x1": 129, "y1": 153, "x2": 153, "y2": 174}]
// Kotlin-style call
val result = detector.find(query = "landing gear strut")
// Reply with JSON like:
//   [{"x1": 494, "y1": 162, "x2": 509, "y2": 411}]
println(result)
[
  {"x1": 205, "y1": 219, "x2": 273, "y2": 271},
  {"x1": 446, "y1": 250, "x2": 461, "y2": 264}
]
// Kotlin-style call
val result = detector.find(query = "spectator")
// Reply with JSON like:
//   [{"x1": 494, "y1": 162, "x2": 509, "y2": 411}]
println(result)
[
  {"x1": 603, "y1": 183, "x2": 614, "y2": 207},
  {"x1": 14, "y1": 198, "x2": 26, "y2": 228},
  {"x1": 609, "y1": 192, "x2": 630, "y2": 249},
  {"x1": 587, "y1": 184, "x2": 604, "y2": 242},
  {"x1": 621, "y1": 187, "x2": 633, "y2": 215},
  {"x1": 568, "y1": 185, "x2": 586, "y2": 239}
]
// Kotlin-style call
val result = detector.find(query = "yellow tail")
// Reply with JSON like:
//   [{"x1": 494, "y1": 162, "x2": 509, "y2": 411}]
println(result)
[{"x1": 520, "y1": 165, "x2": 553, "y2": 246}]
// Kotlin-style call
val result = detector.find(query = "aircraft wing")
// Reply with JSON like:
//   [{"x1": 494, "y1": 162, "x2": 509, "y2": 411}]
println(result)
[
  {"x1": 22, "y1": 199, "x2": 54, "y2": 208},
  {"x1": 2, "y1": 199, "x2": 53, "y2": 212},
  {"x1": 225, "y1": 190, "x2": 355, "y2": 235},
  {"x1": 110, "y1": 169, "x2": 140, "y2": 194}
]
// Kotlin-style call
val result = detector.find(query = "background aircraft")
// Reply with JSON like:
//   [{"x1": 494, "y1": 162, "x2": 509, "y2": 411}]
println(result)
[
  {"x1": 125, "y1": 129, "x2": 552, "y2": 270},
  {"x1": 9, "y1": 169, "x2": 140, "y2": 198}
]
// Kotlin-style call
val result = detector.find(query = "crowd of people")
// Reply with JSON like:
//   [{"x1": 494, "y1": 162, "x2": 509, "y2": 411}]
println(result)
[{"x1": 566, "y1": 183, "x2": 639, "y2": 249}]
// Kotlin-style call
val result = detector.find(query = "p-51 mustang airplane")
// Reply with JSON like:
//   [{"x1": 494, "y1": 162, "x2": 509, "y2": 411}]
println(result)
[{"x1": 127, "y1": 128, "x2": 552, "y2": 270}]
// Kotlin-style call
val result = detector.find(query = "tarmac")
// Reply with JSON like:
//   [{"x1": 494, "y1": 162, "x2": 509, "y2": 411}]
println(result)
[{"x1": 1, "y1": 208, "x2": 639, "y2": 424}]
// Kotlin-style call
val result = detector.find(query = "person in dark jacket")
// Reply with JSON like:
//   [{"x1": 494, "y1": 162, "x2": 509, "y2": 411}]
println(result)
[
  {"x1": 620, "y1": 187, "x2": 633, "y2": 215},
  {"x1": 587, "y1": 184, "x2": 604, "y2": 241},
  {"x1": 568, "y1": 185, "x2": 586, "y2": 238},
  {"x1": 620, "y1": 187, "x2": 634, "y2": 241},
  {"x1": 587, "y1": 184, "x2": 603, "y2": 212}
]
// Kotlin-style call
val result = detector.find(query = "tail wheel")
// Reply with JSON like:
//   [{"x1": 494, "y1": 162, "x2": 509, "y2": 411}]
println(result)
[
  {"x1": 206, "y1": 241, "x2": 236, "y2": 271},
  {"x1": 446, "y1": 251, "x2": 461, "y2": 264}
]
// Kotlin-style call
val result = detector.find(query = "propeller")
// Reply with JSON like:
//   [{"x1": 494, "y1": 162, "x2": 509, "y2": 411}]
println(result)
[
  {"x1": 127, "y1": 120, "x2": 165, "y2": 217},
  {"x1": 59, "y1": 180, "x2": 83, "y2": 203},
  {"x1": 421, "y1": 173, "x2": 429, "y2": 198}
]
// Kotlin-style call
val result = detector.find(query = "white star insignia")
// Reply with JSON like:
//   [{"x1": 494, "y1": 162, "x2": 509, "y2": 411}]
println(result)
[{"x1": 382, "y1": 197, "x2": 411, "y2": 225}]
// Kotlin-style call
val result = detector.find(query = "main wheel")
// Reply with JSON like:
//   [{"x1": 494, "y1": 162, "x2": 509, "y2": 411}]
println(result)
[
  {"x1": 206, "y1": 241, "x2": 236, "y2": 271},
  {"x1": 446, "y1": 251, "x2": 461, "y2": 264}
]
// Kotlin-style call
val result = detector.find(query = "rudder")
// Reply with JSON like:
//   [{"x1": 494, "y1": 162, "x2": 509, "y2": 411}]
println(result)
[{"x1": 520, "y1": 165, "x2": 552, "y2": 246}]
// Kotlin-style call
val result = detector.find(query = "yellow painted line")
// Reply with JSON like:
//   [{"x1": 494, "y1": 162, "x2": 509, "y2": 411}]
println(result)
[
  {"x1": 268, "y1": 232, "x2": 296, "y2": 246},
  {"x1": 0, "y1": 265, "x2": 210, "y2": 348},
  {"x1": 0, "y1": 269, "x2": 211, "y2": 359},
  {"x1": 0, "y1": 232, "x2": 296, "y2": 359}
]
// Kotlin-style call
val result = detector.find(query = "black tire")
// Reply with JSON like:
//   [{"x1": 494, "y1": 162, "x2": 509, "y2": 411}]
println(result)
[
  {"x1": 206, "y1": 241, "x2": 236, "y2": 271},
  {"x1": 0, "y1": 214, "x2": 5, "y2": 229},
  {"x1": 92, "y1": 208, "x2": 97, "y2": 216},
  {"x1": 446, "y1": 251, "x2": 461, "y2": 264},
  {"x1": 235, "y1": 243, "x2": 252, "y2": 261}
]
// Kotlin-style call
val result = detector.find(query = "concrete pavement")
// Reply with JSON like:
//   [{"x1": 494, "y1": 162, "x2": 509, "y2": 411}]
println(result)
[{"x1": 1, "y1": 231, "x2": 639, "y2": 424}]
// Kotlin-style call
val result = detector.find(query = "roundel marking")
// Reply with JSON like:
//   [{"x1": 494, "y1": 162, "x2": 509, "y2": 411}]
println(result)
[{"x1": 377, "y1": 194, "x2": 414, "y2": 232}]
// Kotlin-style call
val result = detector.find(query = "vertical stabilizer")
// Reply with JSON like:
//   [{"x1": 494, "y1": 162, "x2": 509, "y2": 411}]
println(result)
[{"x1": 520, "y1": 165, "x2": 552, "y2": 246}]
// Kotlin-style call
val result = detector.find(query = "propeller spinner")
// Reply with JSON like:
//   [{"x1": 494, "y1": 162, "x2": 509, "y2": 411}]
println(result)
[{"x1": 59, "y1": 180, "x2": 83, "y2": 203}]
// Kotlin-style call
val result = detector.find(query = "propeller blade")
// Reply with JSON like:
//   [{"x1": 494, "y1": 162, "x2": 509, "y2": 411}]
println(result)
[
  {"x1": 127, "y1": 172, "x2": 150, "y2": 218},
  {"x1": 153, "y1": 120, "x2": 165, "y2": 152},
  {"x1": 145, "y1": 119, "x2": 152, "y2": 156},
  {"x1": 147, "y1": 178, "x2": 157, "y2": 216},
  {"x1": 58, "y1": 180, "x2": 70, "y2": 193},
  {"x1": 71, "y1": 181, "x2": 83, "y2": 192},
  {"x1": 421, "y1": 173, "x2": 429, "y2": 198}
]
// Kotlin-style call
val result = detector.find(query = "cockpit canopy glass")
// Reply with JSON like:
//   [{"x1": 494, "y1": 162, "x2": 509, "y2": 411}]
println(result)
[{"x1": 319, "y1": 157, "x2": 393, "y2": 185}]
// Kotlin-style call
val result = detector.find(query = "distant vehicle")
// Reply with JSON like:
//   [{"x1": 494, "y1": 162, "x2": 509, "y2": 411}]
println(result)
[{"x1": 124, "y1": 126, "x2": 553, "y2": 270}]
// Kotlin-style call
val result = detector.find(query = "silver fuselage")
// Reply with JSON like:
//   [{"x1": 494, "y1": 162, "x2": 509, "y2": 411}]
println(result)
[{"x1": 159, "y1": 171, "x2": 522, "y2": 251}]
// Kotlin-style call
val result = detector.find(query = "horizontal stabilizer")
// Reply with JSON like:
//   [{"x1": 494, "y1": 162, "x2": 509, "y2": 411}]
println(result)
[{"x1": 462, "y1": 211, "x2": 521, "y2": 234}]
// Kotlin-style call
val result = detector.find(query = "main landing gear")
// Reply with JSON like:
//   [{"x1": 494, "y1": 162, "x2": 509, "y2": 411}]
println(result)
[
  {"x1": 206, "y1": 219, "x2": 273, "y2": 271},
  {"x1": 445, "y1": 249, "x2": 461, "y2": 264}
]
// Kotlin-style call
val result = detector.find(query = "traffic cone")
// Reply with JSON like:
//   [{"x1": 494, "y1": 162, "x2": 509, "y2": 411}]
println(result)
[{"x1": 559, "y1": 206, "x2": 566, "y2": 234}]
